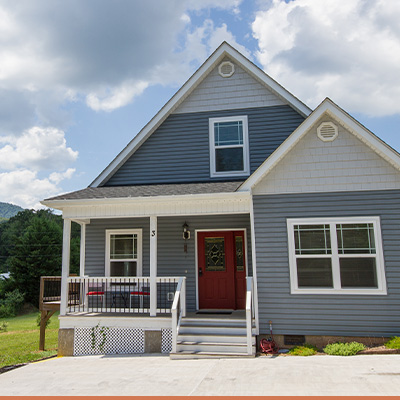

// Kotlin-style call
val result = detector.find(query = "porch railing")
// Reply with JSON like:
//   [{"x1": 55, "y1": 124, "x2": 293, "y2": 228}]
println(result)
[
  {"x1": 65, "y1": 276, "x2": 182, "y2": 314},
  {"x1": 246, "y1": 276, "x2": 254, "y2": 356},
  {"x1": 171, "y1": 277, "x2": 186, "y2": 353}
]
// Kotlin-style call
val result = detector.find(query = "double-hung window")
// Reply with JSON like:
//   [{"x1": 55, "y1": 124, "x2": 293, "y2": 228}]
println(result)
[
  {"x1": 105, "y1": 229, "x2": 142, "y2": 277},
  {"x1": 287, "y1": 217, "x2": 387, "y2": 294},
  {"x1": 209, "y1": 116, "x2": 250, "y2": 177}
]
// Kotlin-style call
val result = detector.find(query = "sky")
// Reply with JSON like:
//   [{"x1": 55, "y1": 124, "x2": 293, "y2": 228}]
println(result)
[{"x1": 0, "y1": 0, "x2": 399, "y2": 209}]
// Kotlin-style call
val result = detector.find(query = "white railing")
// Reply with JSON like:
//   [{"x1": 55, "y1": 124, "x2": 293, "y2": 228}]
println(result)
[
  {"x1": 171, "y1": 277, "x2": 186, "y2": 353},
  {"x1": 246, "y1": 276, "x2": 254, "y2": 356},
  {"x1": 65, "y1": 276, "x2": 182, "y2": 315}
]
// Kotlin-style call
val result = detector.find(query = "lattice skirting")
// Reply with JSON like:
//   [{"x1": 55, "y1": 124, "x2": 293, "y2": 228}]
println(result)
[
  {"x1": 74, "y1": 327, "x2": 145, "y2": 356},
  {"x1": 161, "y1": 328, "x2": 172, "y2": 354}
]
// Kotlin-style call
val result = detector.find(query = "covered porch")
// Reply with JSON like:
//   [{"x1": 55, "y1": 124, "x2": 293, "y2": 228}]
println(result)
[{"x1": 43, "y1": 187, "x2": 258, "y2": 356}]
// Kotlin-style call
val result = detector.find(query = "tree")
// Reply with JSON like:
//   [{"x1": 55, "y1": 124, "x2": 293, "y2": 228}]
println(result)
[{"x1": 9, "y1": 216, "x2": 63, "y2": 306}]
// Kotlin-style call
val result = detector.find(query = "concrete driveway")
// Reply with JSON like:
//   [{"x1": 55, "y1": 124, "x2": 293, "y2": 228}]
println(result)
[{"x1": 0, "y1": 354, "x2": 399, "y2": 396}]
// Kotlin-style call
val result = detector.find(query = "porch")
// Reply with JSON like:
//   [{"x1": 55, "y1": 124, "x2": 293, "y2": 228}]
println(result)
[{"x1": 41, "y1": 275, "x2": 256, "y2": 357}]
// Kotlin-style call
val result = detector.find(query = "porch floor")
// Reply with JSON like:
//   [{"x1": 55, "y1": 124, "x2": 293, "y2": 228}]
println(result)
[{"x1": 63, "y1": 310, "x2": 246, "y2": 319}]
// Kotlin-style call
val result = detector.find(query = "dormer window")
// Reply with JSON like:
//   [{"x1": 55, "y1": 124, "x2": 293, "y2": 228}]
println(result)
[{"x1": 209, "y1": 116, "x2": 250, "y2": 177}]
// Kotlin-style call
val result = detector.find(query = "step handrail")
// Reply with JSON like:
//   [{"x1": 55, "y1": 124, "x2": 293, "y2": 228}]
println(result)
[
  {"x1": 245, "y1": 277, "x2": 253, "y2": 355},
  {"x1": 171, "y1": 276, "x2": 186, "y2": 353}
]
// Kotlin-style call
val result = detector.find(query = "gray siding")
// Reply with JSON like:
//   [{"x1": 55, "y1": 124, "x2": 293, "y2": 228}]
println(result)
[
  {"x1": 85, "y1": 214, "x2": 252, "y2": 312},
  {"x1": 85, "y1": 218, "x2": 150, "y2": 277},
  {"x1": 253, "y1": 190, "x2": 400, "y2": 337},
  {"x1": 104, "y1": 105, "x2": 304, "y2": 186}
]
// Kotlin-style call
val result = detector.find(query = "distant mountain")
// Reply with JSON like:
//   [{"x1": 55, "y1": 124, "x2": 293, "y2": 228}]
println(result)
[{"x1": 0, "y1": 202, "x2": 24, "y2": 219}]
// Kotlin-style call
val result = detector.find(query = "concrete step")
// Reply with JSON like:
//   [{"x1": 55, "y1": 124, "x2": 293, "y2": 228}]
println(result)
[
  {"x1": 180, "y1": 317, "x2": 252, "y2": 327},
  {"x1": 177, "y1": 333, "x2": 256, "y2": 344},
  {"x1": 176, "y1": 341, "x2": 250, "y2": 353},
  {"x1": 179, "y1": 325, "x2": 256, "y2": 336},
  {"x1": 170, "y1": 349, "x2": 256, "y2": 360}
]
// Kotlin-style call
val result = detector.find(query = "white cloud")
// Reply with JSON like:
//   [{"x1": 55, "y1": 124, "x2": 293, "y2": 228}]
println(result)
[
  {"x1": 252, "y1": 0, "x2": 400, "y2": 116},
  {"x1": 0, "y1": 169, "x2": 67, "y2": 209},
  {"x1": 0, "y1": 127, "x2": 78, "y2": 171},
  {"x1": 86, "y1": 81, "x2": 149, "y2": 112},
  {"x1": 49, "y1": 168, "x2": 76, "y2": 184}
]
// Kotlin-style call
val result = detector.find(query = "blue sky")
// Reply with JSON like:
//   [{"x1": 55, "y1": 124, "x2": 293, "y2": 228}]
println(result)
[{"x1": 0, "y1": 0, "x2": 399, "y2": 208}]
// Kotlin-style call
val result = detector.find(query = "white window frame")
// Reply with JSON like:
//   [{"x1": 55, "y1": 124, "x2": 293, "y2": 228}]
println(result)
[
  {"x1": 287, "y1": 217, "x2": 387, "y2": 295},
  {"x1": 105, "y1": 229, "x2": 143, "y2": 277},
  {"x1": 209, "y1": 115, "x2": 250, "y2": 178}
]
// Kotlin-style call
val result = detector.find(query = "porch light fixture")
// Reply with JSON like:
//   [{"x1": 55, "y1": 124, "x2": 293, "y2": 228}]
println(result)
[
  {"x1": 183, "y1": 222, "x2": 190, "y2": 253},
  {"x1": 182, "y1": 222, "x2": 190, "y2": 240}
]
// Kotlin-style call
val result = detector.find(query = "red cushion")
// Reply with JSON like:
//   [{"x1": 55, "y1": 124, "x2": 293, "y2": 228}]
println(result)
[
  {"x1": 130, "y1": 291, "x2": 150, "y2": 296},
  {"x1": 87, "y1": 291, "x2": 104, "y2": 295}
]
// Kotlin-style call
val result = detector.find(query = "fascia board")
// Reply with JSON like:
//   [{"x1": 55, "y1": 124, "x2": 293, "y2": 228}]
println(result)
[
  {"x1": 40, "y1": 190, "x2": 251, "y2": 210},
  {"x1": 90, "y1": 42, "x2": 311, "y2": 188},
  {"x1": 239, "y1": 98, "x2": 400, "y2": 191}
]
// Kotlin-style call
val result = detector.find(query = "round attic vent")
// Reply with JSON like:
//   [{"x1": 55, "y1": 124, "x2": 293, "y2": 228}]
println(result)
[
  {"x1": 317, "y1": 122, "x2": 338, "y2": 142},
  {"x1": 218, "y1": 61, "x2": 235, "y2": 78}
]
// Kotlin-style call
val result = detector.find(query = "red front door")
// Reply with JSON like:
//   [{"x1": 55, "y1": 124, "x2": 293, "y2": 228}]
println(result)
[{"x1": 198, "y1": 231, "x2": 246, "y2": 310}]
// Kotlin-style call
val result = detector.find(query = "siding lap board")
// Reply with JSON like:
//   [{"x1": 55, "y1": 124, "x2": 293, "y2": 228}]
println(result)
[
  {"x1": 104, "y1": 106, "x2": 304, "y2": 186},
  {"x1": 253, "y1": 190, "x2": 400, "y2": 337}
]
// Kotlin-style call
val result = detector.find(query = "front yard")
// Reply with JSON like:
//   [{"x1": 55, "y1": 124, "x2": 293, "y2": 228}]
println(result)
[{"x1": 0, "y1": 311, "x2": 59, "y2": 369}]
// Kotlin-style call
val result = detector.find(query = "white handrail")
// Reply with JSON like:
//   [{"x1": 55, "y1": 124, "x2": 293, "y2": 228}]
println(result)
[
  {"x1": 171, "y1": 277, "x2": 186, "y2": 353},
  {"x1": 245, "y1": 277, "x2": 253, "y2": 356}
]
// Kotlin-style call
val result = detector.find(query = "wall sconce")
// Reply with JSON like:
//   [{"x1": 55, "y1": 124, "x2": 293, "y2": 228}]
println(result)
[
  {"x1": 183, "y1": 222, "x2": 190, "y2": 253},
  {"x1": 182, "y1": 222, "x2": 190, "y2": 240}
]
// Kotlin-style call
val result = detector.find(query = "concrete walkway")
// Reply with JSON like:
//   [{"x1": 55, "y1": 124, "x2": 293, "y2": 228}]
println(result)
[{"x1": 1, "y1": 354, "x2": 399, "y2": 396}]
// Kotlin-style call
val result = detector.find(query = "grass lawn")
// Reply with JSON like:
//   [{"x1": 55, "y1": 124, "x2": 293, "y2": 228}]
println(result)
[{"x1": 0, "y1": 311, "x2": 59, "y2": 368}]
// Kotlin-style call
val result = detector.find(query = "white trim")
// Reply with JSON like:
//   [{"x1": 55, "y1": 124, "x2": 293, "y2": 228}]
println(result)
[
  {"x1": 286, "y1": 216, "x2": 387, "y2": 295},
  {"x1": 209, "y1": 115, "x2": 250, "y2": 178},
  {"x1": 42, "y1": 192, "x2": 251, "y2": 220},
  {"x1": 105, "y1": 229, "x2": 143, "y2": 277},
  {"x1": 90, "y1": 42, "x2": 311, "y2": 187},
  {"x1": 194, "y1": 228, "x2": 249, "y2": 311},
  {"x1": 239, "y1": 98, "x2": 400, "y2": 192}
]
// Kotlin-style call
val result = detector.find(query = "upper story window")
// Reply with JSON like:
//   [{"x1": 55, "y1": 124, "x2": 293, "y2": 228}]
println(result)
[
  {"x1": 105, "y1": 229, "x2": 142, "y2": 277},
  {"x1": 209, "y1": 116, "x2": 250, "y2": 178},
  {"x1": 287, "y1": 217, "x2": 387, "y2": 295}
]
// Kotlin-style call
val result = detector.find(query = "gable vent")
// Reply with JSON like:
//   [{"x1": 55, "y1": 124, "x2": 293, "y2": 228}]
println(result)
[
  {"x1": 317, "y1": 122, "x2": 338, "y2": 142},
  {"x1": 218, "y1": 61, "x2": 235, "y2": 78}
]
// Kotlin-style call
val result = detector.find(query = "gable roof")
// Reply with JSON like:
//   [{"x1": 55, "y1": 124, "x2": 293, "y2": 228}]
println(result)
[
  {"x1": 90, "y1": 42, "x2": 312, "y2": 187},
  {"x1": 239, "y1": 97, "x2": 400, "y2": 191}
]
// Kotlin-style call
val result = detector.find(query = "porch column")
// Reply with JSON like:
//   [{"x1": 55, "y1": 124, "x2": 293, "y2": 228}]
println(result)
[
  {"x1": 149, "y1": 215, "x2": 157, "y2": 316},
  {"x1": 60, "y1": 218, "x2": 71, "y2": 316},
  {"x1": 79, "y1": 222, "x2": 86, "y2": 277}
]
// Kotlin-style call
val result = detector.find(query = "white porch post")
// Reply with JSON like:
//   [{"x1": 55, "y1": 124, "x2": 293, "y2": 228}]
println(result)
[
  {"x1": 79, "y1": 222, "x2": 86, "y2": 277},
  {"x1": 149, "y1": 216, "x2": 157, "y2": 316},
  {"x1": 60, "y1": 218, "x2": 71, "y2": 316}
]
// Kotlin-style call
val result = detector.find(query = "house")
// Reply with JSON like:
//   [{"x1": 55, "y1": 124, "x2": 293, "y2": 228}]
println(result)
[{"x1": 42, "y1": 42, "x2": 400, "y2": 357}]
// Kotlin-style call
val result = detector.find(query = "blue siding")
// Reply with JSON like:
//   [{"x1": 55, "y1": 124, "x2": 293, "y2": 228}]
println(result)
[
  {"x1": 104, "y1": 105, "x2": 304, "y2": 186},
  {"x1": 253, "y1": 190, "x2": 400, "y2": 337}
]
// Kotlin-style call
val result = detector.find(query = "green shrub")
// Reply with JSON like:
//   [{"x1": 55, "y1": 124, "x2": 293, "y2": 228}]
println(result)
[
  {"x1": 384, "y1": 337, "x2": 400, "y2": 349},
  {"x1": 323, "y1": 341, "x2": 365, "y2": 356},
  {"x1": 289, "y1": 343, "x2": 318, "y2": 356},
  {"x1": 0, "y1": 321, "x2": 8, "y2": 332},
  {"x1": 0, "y1": 289, "x2": 25, "y2": 317}
]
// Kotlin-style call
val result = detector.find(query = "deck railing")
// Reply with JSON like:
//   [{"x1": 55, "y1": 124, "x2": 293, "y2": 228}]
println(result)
[
  {"x1": 39, "y1": 276, "x2": 62, "y2": 309},
  {"x1": 171, "y1": 277, "x2": 186, "y2": 353},
  {"x1": 64, "y1": 276, "x2": 182, "y2": 314},
  {"x1": 245, "y1": 276, "x2": 254, "y2": 356}
]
